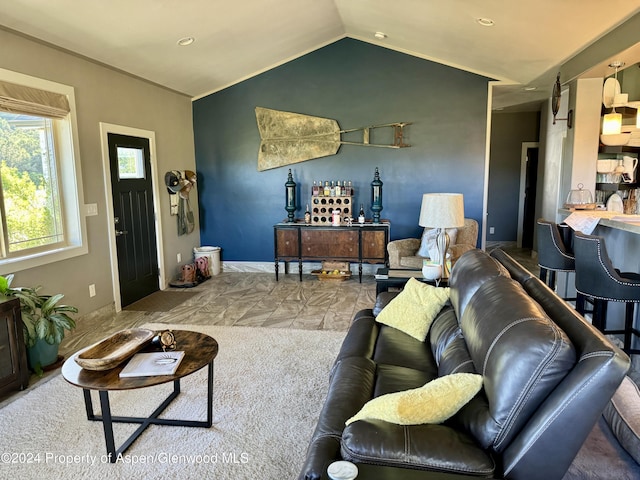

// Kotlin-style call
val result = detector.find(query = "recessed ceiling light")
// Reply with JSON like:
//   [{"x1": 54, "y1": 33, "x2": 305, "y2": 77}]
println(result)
[
  {"x1": 374, "y1": 32, "x2": 387, "y2": 40},
  {"x1": 177, "y1": 36, "x2": 195, "y2": 46},
  {"x1": 524, "y1": 86, "x2": 537, "y2": 91},
  {"x1": 476, "y1": 18, "x2": 495, "y2": 27}
]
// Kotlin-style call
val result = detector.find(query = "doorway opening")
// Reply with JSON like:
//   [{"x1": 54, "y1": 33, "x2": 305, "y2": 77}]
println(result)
[
  {"x1": 100, "y1": 123, "x2": 165, "y2": 311},
  {"x1": 517, "y1": 142, "x2": 539, "y2": 249}
]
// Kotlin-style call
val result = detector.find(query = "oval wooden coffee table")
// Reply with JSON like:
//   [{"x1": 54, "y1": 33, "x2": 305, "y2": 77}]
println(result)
[{"x1": 62, "y1": 330, "x2": 218, "y2": 463}]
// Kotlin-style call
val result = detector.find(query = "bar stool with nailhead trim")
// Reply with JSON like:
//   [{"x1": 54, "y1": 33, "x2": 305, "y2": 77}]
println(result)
[
  {"x1": 537, "y1": 219, "x2": 576, "y2": 301},
  {"x1": 573, "y1": 231, "x2": 640, "y2": 354}
]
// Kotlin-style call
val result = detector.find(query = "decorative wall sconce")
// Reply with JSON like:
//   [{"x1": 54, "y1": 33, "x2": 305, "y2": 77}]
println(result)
[
  {"x1": 285, "y1": 168, "x2": 297, "y2": 222},
  {"x1": 370, "y1": 167, "x2": 383, "y2": 224},
  {"x1": 551, "y1": 73, "x2": 573, "y2": 128}
]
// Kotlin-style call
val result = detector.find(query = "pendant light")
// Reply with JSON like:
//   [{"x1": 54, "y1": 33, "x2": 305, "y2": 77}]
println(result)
[{"x1": 603, "y1": 63, "x2": 623, "y2": 135}]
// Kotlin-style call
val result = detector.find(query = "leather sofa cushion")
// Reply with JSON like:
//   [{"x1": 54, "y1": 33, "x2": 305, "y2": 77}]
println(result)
[
  {"x1": 373, "y1": 363, "x2": 435, "y2": 398},
  {"x1": 430, "y1": 307, "x2": 462, "y2": 364},
  {"x1": 373, "y1": 324, "x2": 437, "y2": 373},
  {"x1": 437, "y1": 335, "x2": 476, "y2": 377},
  {"x1": 449, "y1": 249, "x2": 510, "y2": 320},
  {"x1": 456, "y1": 276, "x2": 576, "y2": 452},
  {"x1": 341, "y1": 419, "x2": 495, "y2": 476},
  {"x1": 429, "y1": 307, "x2": 477, "y2": 377}
]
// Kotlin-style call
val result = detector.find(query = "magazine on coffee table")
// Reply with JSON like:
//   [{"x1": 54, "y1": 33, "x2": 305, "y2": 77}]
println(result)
[{"x1": 119, "y1": 351, "x2": 185, "y2": 378}]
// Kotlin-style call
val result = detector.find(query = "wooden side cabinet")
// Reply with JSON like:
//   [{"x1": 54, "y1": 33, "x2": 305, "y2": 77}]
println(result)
[
  {"x1": 274, "y1": 221, "x2": 390, "y2": 281},
  {"x1": 0, "y1": 296, "x2": 29, "y2": 396}
]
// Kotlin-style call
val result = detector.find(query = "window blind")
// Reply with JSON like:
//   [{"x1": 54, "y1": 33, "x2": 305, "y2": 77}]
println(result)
[{"x1": 0, "y1": 80, "x2": 70, "y2": 119}]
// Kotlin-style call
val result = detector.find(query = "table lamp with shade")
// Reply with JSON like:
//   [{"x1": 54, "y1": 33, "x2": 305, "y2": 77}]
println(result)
[{"x1": 419, "y1": 193, "x2": 465, "y2": 280}]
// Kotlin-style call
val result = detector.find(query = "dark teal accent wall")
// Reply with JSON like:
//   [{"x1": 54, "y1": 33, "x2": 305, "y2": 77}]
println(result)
[{"x1": 193, "y1": 38, "x2": 491, "y2": 261}]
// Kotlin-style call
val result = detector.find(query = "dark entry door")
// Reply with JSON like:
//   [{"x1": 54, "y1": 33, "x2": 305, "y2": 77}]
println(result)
[
  {"x1": 521, "y1": 147, "x2": 539, "y2": 249},
  {"x1": 108, "y1": 133, "x2": 159, "y2": 307}
]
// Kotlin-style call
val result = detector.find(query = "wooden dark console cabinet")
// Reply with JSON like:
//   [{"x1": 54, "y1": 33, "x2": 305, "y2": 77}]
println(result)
[
  {"x1": 0, "y1": 296, "x2": 29, "y2": 396},
  {"x1": 274, "y1": 221, "x2": 390, "y2": 281}
]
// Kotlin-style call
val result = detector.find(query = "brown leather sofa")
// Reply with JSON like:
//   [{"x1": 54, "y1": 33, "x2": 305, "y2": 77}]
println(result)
[{"x1": 298, "y1": 248, "x2": 629, "y2": 480}]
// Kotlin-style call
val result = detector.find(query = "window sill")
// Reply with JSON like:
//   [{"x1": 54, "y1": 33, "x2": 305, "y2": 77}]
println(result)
[{"x1": 0, "y1": 243, "x2": 89, "y2": 275}]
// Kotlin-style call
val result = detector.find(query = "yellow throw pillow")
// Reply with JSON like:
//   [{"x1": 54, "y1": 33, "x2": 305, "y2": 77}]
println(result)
[
  {"x1": 376, "y1": 277, "x2": 450, "y2": 341},
  {"x1": 345, "y1": 373, "x2": 483, "y2": 426}
]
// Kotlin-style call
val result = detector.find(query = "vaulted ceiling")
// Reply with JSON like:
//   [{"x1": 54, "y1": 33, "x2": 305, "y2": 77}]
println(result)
[{"x1": 1, "y1": 1, "x2": 639, "y2": 110}]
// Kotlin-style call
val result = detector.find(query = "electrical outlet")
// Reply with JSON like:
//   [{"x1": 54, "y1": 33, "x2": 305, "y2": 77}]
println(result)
[
  {"x1": 177, "y1": 253, "x2": 182, "y2": 263},
  {"x1": 489, "y1": 226, "x2": 495, "y2": 234},
  {"x1": 89, "y1": 284, "x2": 96, "y2": 297}
]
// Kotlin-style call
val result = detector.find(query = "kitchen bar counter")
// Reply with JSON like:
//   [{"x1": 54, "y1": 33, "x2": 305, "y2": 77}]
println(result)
[
  {"x1": 558, "y1": 209, "x2": 640, "y2": 344},
  {"x1": 558, "y1": 209, "x2": 640, "y2": 235}
]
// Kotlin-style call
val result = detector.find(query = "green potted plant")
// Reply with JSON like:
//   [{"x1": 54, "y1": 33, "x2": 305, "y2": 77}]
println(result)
[{"x1": 0, "y1": 274, "x2": 77, "y2": 374}]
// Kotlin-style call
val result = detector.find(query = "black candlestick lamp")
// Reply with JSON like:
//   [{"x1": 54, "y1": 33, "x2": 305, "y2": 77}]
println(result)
[
  {"x1": 370, "y1": 167, "x2": 383, "y2": 223},
  {"x1": 285, "y1": 168, "x2": 297, "y2": 222}
]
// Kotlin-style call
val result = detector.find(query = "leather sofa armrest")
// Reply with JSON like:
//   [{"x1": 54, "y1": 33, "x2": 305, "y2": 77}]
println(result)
[
  {"x1": 373, "y1": 292, "x2": 398, "y2": 316},
  {"x1": 387, "y1": 238, "x2": 421, "y2": 268},
  {"x1": 298, "y1": 357, "x2": 376, "y2": 480}
]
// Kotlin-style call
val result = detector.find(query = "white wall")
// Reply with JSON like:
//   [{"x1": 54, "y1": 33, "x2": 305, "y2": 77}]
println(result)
[
  {"x1": 539, "y1": 95, "x2": 569, "y2": 223},
  {"x1": 563, "y1": 78, "x2": 602, "y2": 204}
]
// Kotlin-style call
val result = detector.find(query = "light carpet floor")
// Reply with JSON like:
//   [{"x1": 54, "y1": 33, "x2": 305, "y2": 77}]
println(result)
[{"x1": 0, "y1": 324, "x2": 346, "y2": 479}]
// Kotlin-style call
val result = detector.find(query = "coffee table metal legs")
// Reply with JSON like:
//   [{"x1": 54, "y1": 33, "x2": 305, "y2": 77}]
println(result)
[{"x1": 82, "y1": 360, "x2": 214, "y2": 463}]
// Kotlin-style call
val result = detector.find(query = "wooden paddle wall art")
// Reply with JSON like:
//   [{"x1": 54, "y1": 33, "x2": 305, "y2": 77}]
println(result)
[{"x1": 255, "y1": 107, "x2": 410, "y2": 171}]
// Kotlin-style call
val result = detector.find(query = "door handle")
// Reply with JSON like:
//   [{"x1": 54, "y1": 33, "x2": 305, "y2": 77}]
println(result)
[{"x1": 115, "y1": 230, "x2": 128, "y2": 237}]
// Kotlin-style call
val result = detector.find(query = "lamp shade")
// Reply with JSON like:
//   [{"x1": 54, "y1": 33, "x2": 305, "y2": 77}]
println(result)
[{"x1": 419, "y1": 193, "x2": 465, "y2": 228}]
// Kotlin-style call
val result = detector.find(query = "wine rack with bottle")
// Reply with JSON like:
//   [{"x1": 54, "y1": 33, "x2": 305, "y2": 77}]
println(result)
[
  {"x1": 310, "y1": 180, "x2": 353, "y2": 225},
  {"x1": 311, "y1": 196, "x2": 352, "y2": 224}
]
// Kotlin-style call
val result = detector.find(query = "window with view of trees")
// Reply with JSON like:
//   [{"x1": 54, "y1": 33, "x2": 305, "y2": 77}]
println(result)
[
  {"x1": 0, "y1": 112, "x2": 64, "y2": 253},
  {"x1": 0, "y1": 68, "x2": 86, "y2": 273}
]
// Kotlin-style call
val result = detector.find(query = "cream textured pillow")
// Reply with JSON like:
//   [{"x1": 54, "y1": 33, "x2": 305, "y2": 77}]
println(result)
[
  {"x1": 346, "y1": 373, "x2": 483, "y2": 426},
  {"x1": 376, "y1": 277, "x2": 450, "y2": 341}
]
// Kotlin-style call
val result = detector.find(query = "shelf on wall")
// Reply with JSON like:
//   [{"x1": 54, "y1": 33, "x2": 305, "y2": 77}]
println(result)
[
  {"x1": 596, "y1": 183, "x2": 638, "y2": 191},
  {"x1": 598, "y1": 145, "x2": 640, "y2": 154}
]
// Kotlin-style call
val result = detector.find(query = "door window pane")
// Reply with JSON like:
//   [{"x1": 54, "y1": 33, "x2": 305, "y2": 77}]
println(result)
[{"x1": 117, "y1": 147, "x2": 145, "y2": 179}]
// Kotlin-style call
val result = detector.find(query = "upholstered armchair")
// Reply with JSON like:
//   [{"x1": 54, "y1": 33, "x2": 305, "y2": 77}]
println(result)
[{"x1": 387, "y1": 218, "x2": 479, "y2": 269}]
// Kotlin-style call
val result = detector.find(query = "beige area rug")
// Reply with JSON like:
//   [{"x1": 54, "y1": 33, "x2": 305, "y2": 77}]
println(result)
[
  {"x1": 0, "y1": 324, "x2": 346, "y2": 479},
  {"x1": 124, "y1": 291, "x2": 198, "y2": 312}
]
